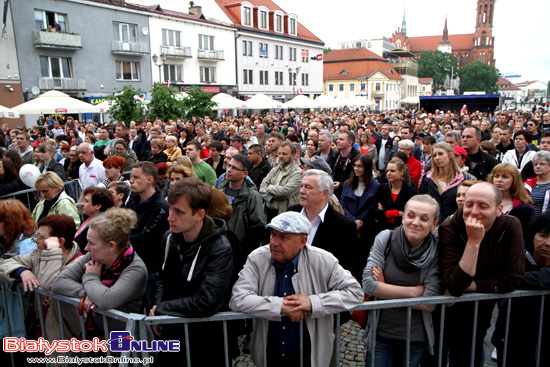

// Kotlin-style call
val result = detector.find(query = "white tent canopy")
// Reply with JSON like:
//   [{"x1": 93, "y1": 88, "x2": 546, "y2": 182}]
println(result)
[
  {"x1": 241, "y1": 93, "x2": 283, "y2": 109},
  {"x1": 402, "y1": 96, "x2": 420, "y2": 104},
  {"x1": 12, "y1": 90, "x2": 101, "y2": 114},
  {"x1": 348, "y1": 96, "x2": 376, "y2": 107},
  {"x1": 0, "y1": 105, "x2": 20, "y2": 118},
  {"x1": 314, "y1": 95, "x2": 339, "y2": 108},
  {"x1": 283, "y1": 95, "x2": 318, "y2": 109},
  {"x1": 212, "y1": 93, "x2": 243, "y2": 110}
]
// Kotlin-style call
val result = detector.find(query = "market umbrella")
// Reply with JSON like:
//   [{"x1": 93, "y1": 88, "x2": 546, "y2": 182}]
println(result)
[
  {"x1": 348, "y1": 96, "x2": 376, "y2": 107},
  {"x1": 241, "y1": 93, "x2": 283, "y2": 109},
  {"x1": 12, "y1": 90, "x2": 101, "y2": 114},
  {"x1": 283, "y1": 95, "x2": 318, "y2": 109},
  {"x1": 212, "y1": 93, "x2": 243, "y2": 110},
  {"x1": 314, "y1": 95, "x2": 338, "y2": 109},
  {"x1": 0, "y1": 104, "x2": 20, "y2": 118}
]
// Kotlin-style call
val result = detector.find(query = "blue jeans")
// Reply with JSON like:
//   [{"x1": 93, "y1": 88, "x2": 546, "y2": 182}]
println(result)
[{"x1": 366, "y1": 336, "x2": 426, "y2": 367}]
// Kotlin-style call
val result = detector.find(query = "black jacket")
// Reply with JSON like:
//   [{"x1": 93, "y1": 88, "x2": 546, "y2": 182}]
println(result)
[
  {"x1": 247, "y1": 158, "x2": 271, "y2": 188},
  {"x1": 153, "y1": 217, "x2": 236, "y2": 365},
  {"x1": 145, "y1": 151, "x2": 168, "y2": 165},
  {"x1": 312, "y1": 148, "x2": 338, "y2": 169},
  {"x1": 44, "y1": 159, "x2": 66, "y2": 182},
  {"x1": 126, "y1": 190, "x2": 170, "y2": 273},
  {"x1": 419, "y1": 172, "x2": 466, "y2": 224},
  {"x1": 374, "y1": 135, "x2": 394, "y2": 170},
  {"x1": 331, "y1": 147, "x2": 360, "y2": 199},
  {"x1": 466, "y1": 149, "x2": 498, "y2": 181},
  {"x1": 369, "y1": 182, "x2": 417, "y2": 231},
  {"x1": 288, "y1": 204, "x2": 363, "y2": 282}
]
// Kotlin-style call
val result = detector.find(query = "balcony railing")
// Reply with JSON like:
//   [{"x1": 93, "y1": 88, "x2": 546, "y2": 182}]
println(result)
[
  {"x1": 39, "y1": 77, "x2": 86, "y2": 91},
  {"x1": 111, "y1": 41, "x2": 148, "y2": 55},
  {"x1": 33, "y1": 30, "x2": 82, "y2": 50},
  {"x1": 197, "y1": 49, "x2": 224, "y2": 61},
  {"x1": 161, "y1": 45, "x2": 192, "y2": 58}
]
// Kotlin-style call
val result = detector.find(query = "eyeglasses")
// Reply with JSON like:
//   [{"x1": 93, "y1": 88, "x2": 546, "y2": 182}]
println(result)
[
  {"x1": 32, "y1": 231, "x2": 46, "y2": 242},
  {"x1": 527, "y1": 124, "x2": 535, "y2": 127},
  {"x1": 226, "y1": 163, "x2": 246, "y2": 171}
]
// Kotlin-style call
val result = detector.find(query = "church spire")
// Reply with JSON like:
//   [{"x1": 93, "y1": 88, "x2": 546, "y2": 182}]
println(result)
[
  {"x1": 401, "y1": 5, "x2": 407, "y2": 34},
  {"x1": 442, "y1": 16, "x2": 448, "y2": 41}
]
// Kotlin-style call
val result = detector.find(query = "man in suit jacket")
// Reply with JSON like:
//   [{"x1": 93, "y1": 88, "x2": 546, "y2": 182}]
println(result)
[
  {"x1": 129, "y1": 127, "x2": 144, "y2": 158},
  {"x1": 287, "y1": 169, "x2": 362, "y2": 282}
]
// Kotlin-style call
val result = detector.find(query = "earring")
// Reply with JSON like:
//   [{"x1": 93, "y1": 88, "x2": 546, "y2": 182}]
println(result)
[{"x1": 109, "y1": 252, "x2": 113, "y2": 255}]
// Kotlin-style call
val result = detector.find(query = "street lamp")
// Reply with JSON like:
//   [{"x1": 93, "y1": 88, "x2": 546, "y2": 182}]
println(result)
[
  {"x1": 152, "y1": 53, "x2": 167, "y2": 83},
  {"x1": 288, "y1": 66, "x2": 301, "y2": 99}
]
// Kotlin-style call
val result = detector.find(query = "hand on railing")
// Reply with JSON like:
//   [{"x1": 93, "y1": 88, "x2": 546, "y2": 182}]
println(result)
[
  {"x1": 148, "y1": 305, "x2": 161, "y2": 336},
  {"x1": 282, "y1": 294, "x2": 311, "y2": 322},
  {"x1": 20, "y1": 270, "x2": 39, "y2": 292},
  {"x1": 82, "y1": 296, "x2": 97, "y2": 313}
]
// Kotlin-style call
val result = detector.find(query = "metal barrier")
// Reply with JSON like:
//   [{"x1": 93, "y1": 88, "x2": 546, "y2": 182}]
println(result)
[
  {"x1": 0, "y1": 179, "x2": 82, "y2": 212},
  {"x1": 1, "y1": 281, "x2": 549, "y2": 367}
]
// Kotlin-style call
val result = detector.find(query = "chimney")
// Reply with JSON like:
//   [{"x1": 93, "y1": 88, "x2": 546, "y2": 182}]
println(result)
[{"x1": 189, "y1": 1, "x2": 202, "y2": 15}]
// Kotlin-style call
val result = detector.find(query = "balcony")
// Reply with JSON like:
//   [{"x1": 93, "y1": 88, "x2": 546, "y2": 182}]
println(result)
[
  {"x1": 33, "y1": 31, "x2": 82, "y2": 50},
  {"x1": 197, "y1": 49, "x2": 224, "y2": 61},
  {"x1": 39, "y1": 78, "x2": 86, "y2": 91},
  {"x1": 161, "y1": 45, "x2": 192, "y2": 58},
  {"x1": 111, "y1": 41, "x2": 148, "y2": 55}
]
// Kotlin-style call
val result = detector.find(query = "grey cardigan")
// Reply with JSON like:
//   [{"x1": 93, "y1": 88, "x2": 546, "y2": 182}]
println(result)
[{"x1": 362, "y1": 229, "x2": 441, "y2": 355}]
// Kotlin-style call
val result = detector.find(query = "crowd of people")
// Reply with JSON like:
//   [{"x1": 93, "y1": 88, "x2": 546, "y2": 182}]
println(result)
[{"x1": 0, "y1": 105, "x2": 549, "y2": 366}]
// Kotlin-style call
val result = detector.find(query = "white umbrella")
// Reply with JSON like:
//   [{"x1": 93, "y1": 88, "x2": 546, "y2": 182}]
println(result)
[
  {"x1": 348, "y1": 96, "x2": 376, "y2": 107},
  {"x1": 333, "y1": 95, "x2": 351, "y2": 107},
  {"x1": 283, "y1": 95, "x2": 317, "y2": 109},
  {"x1": 314, "y1": 95, "x2": 338, "y2": 109},
  {"x1": 0, "y1": 105, "x2": 20, "y2": 118},
  {"x1": 402, "y1": 96, "x2": 420, "y2": 104},
  {"x1": 241, "y1": 93, "x2": 283, "y2": 109},
  {"x1": 12, "y1": 90, "x2": 101, "y2": 114},
  {"x1": 212, "y1": 93, "x2": 242, "y2": 110},
  {"x1": 174, "y1": 91, "x2": 189, "y2": 101}
]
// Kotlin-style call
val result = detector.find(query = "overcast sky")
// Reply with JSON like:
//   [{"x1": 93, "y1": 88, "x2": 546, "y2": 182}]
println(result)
[{"x1": 271, "y1": 0, "x2": 550, "y2": 84}]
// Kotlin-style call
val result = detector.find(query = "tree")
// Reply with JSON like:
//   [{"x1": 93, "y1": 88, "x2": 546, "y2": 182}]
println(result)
[
  {"x1": 458, "y1": 61, "x2": 500, "y2": 94},
  {"x1": 323, "y1": 47, "x2": 333, "y2": 54},
  {"x1": 107, "y1": 86, "x2": 145, "y2": 123},
  {"x1": 181, "y1": 85, "x2": 216, "y2": 120},
  {"x1": 148, "y1": 83, "x2": 187, "y2": 121},
  {"x1": 418, "y1": 51, "x2": 458, "y2": 90}
]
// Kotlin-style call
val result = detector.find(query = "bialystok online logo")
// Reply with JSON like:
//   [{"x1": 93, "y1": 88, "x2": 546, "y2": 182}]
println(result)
[{"x1": 3, "y1": 331, "x2": 180, "y2": 355}]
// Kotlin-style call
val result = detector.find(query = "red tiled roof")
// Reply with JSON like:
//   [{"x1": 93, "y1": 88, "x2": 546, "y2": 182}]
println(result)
[
  {"x1": 324, "y1": 48, "x2": 386, "y2": 63},
  {"x1": 323, "y1": 60, "x2": 403, "y2": 81},
  {"x1": 418, "y1": 78, "x2": 433, "y2": 84},
  {"x1": 497, "y1": 78, "x2": 520, "y2": 91},
  {"x1": 214, "y1": 0, "x2": 323, "y2": 44},
  {"x1": 407, "y1": 33, "x2": 474, "y2": 53}
]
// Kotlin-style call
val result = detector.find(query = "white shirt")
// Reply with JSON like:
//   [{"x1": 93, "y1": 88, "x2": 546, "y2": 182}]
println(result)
[
  {"x1": 300, "y1": 203, "x2": 329, "y2": 247},
  {"x1": 79, "y1": 157, "x2": 106, "y2": 189}
]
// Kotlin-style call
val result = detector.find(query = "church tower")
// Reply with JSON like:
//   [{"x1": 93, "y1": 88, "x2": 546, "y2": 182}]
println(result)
[
  {"x1": 438, "y1": 17, "x2": 452, "y2": 54},
  {"x1": 473, "y1": 0, "x2": 496, "y2": 67}
]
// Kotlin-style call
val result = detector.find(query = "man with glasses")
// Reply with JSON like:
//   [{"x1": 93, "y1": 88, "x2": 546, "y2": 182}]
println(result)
[
  {"x1": 526, "y1": 119, "x2": 541, "y2": 146},
  {"x1": 219, "y1": 154, "x2": 266, "y2": 267}
]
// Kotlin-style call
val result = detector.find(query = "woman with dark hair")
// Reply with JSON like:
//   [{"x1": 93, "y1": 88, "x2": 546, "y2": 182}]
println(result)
[
  {"x1": 74, "y1": 187, "x2": 114, "y2": 253},
  {"x1": 145, "y1": 138, "x2": 168, "y2": 165},
  {"x1": 67, "y1": 128, "x2": 83, "y2": 146},
  {"x1": 491, "y1": 212, "x2": 550, "y2": 366},
  {"x1": 371, "y1": 158, "x2": 417, "y2": 234},
  {"x1": 359, "y1": 132, "x2": 378, "y2": 166},
  {"x1": 3, "y1": 149, "x2": 23, "y2": 173},
  {"x1": 304, "y1": 138, "x2": 318, "y2": 159},
  {"x1": 502, "y1": 130, "x2": 536, "y2": 170},
  {"x1": 0, "y1": 158, "x2": 21, "y2": 196},
  {"x1": 113, "y1": 139, "x2": 137, "y2": 171},
  {"x1": 53, "y1": 208, "x2": 147, "y2": 331},
  {"x1": 341, "y1": 154, "x2": 380, "y2": 233},
  {"x1": 0, "y1": 214, "x2": 81, "y2": 341},
  {"x1": 65, "y1": 146, "x2": 82, "y2": 180}
]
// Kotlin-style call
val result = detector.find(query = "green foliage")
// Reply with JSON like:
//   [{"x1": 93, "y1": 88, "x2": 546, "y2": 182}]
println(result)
[
  {"x1": 148, "y1": 83, "x2": 187, "y2": 121},
  {"x1": 181, "y1": 85, "x2": 216, "y2": 120},
  {"x1": 418, "y1": 51, "x2": 458, "y2": 90},
  {"x1": 458, "y1": 61, "x2": 500, "y2": 94},
  {"x1": 107, "y1": 86, "x2": 145, "y2": 123},
  {"x1": 323, "y1": 47, "x2": 333, "y2": 54}
]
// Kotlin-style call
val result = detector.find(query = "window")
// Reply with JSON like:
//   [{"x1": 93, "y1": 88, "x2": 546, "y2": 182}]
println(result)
[
  {"x1": 301, "y1": 73, "x2": 309, "y2": 86},
  {"x1": 339, "y1": 84, "x2": 344, "y2": 92},
  {"x1": 349, "y1": 83, "x2": 355, "y2": 92},
  {"x1": 275, "y1": 15, "x2": 283, "y2": 32},
  {"x1": 199, "y1": 35, "x2": 214, "y2": 50},
  {"x1": 243, "y1": 7, "x2": 251, "y2": 25},
  {"x1": 259, "y1": 71, "x2": 268, "y2": 85},
  {"x1": 259, "y1": 43, "x2": 268, "y2": 58},
  {"x1": 481, "y1": 31, "x2": 486, "y2": 46},
  {"x1": 34, "y1": 10, "x2": 68, "y2": 32},
  {"x1": 243, "y1": 69, "x2": 253, "y2": 85},
  {"x1": 275, "y1": 71, "x2": 284, "y2": 86},
  {"x1": 275, "y1": 45, "x2": 283, "y2": 60},
  {"x1": 328, "y1": 84, "x2": 334, "y2": 92},
  {"x1": 301, "y1": 50, "x2": 309, "y2": 63},
  {"x1": 243, "y1": 40, "x2": 252, "y2": 56},
  {"x1": 40, "y1": 56, "x2": 72, "y2": 78},
  {"x1": 200, "y1": 66, "x2": 216, "y2": 83},
  {"x1": 375, "y1": 83, "x2": 381, "y2": 91},
  {"x1": 113, "y1": 22, "x2": 137, "y2": 43},
  {"x1": 289, "y1": 47, "x2": 296, "y2": 61},
  {"x1": 163, "y1": 64, "x2": 182, "y2": 83},
  {"x1": 479, "y1": 52, "x2": 486, "y2": 63},
  {"x1": 162, "y1": 29, "x2": 181, "y2": 47},
  {"x1": 116, "y1": 61, "x2": 140, "y2": 81},
  {"x1": 259, "y1": 11, "x2": 267, "y2": 29},
  {"x1": 289, "y1": 18, "x2": 296, "y2": 35}
]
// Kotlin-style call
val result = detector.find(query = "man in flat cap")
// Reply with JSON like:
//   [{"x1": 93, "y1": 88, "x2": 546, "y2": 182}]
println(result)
[{"x1": 230, "y1": 211, "x2": 363, "y2": 367}]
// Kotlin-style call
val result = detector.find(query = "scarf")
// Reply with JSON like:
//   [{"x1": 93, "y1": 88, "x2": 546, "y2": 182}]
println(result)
[
  {"x1": 390, "y1": 225, "x2": 438, "y2": 273},
  {"x1": 100, "y1": 245, "x2": 134, "y2": 287}
]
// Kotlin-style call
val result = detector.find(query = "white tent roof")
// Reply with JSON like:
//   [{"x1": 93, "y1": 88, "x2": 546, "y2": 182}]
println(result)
[
  {"x1": 0, "y1": 105, "x2": 20, "y2": 118},
  {"x1": 348, "y1": 96, "x2": 377, "y2": 107},
  {"x1": 402, "y1": 96, "x2": 420, "y2": 104},
  {"x1": 283, "y1": 95, "x2": 318, "y2": 109},
  {"x1": 314, "y1": 95, "x2": 338, "y2": 108},
  {"x1": 241, "y1": 93, "x2": 283, "y2": 109},
  {"x1": 212, "y1": 93, "x2": 243, "y2": 110},
  {"x1": 12, "y1": 90, "x2": 101, "y2": 114}
]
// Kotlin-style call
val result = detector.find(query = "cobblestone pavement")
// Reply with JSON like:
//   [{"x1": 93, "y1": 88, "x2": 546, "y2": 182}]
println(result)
[{"x1": 234, "y1": 313, "x2": 499, "y2": 366}]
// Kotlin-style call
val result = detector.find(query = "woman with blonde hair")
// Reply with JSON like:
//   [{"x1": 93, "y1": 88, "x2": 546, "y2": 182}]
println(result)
[
  {"x1": 164, "y1": 135, "x2": 183, "y2": 164},
  {"x1": 359, "y1": 131, "x2": 378, "y2": 167},
  {"x1": 419, "y1": 142, "x2": 465, "y2": 223},
  {"x1": 52, "y1": 208, "x2": 147, "y2": 329},
  {"x1": 488, "y1": 163, "x2": 534, "y2": 237},
  {"x1": 32, "y1": 171, "x2": 80, "y2": 226},
  {"x1": 171, "y1": 155, "x2": 196, "y2": 177}
]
